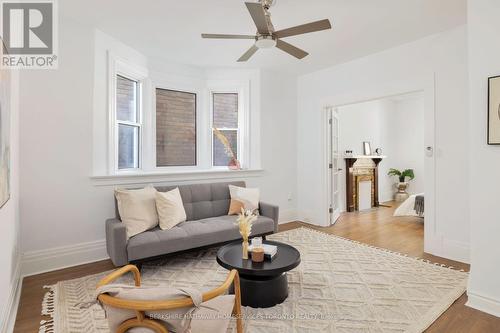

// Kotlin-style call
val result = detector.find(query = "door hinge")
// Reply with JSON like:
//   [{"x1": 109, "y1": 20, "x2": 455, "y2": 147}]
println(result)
[
  {"x1": 329, "y1": 207, "x2": 333, "y2": 213},
  {"x1": 329, "y1": 118, "x2": 332, "y2": 124},
  {"x1": 329, "y1": 163, "x2": 333, "y2": 169}
]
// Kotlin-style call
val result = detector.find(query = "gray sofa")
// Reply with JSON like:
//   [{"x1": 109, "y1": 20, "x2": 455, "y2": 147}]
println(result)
[{"x1": 106, "y1": 181, "x2": 279, "y2": 266}]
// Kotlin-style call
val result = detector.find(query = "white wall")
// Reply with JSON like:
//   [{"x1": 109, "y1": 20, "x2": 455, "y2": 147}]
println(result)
[
  {"x1": 18, "y1": 16, "x2": 298, "y2": 275},
  {"x1": 337, "y1": 95, "x2": 424, "y2": 210},
  {"x1": 297, "y1": 25, "x2": 469, "y2": 262},
  {"x1": 386, "y1": 96, "x2": 425, "y2": 196},
  {"x1": 466, "y1": 0, "x2": 500, "y2": 317},
  {"x1": 0, "y1": 70, "x2": 20, "y2": 331}
]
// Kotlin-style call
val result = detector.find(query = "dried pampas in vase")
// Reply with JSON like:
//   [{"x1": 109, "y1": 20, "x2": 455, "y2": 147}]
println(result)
[{"x1": 236, "y1": 208, "x2": 257, "y2": 259}]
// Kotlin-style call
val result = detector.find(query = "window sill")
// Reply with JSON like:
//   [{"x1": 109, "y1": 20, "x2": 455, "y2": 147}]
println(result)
[{"x1": 90, "y1": 168, "x2": 264, "y2": 186}]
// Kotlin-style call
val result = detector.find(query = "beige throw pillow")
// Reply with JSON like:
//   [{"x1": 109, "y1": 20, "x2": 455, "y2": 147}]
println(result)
[
  {"x1": 228, "y1": 185, "x2": 260, "y2": 215},
  {"x1": 156, "y1": 188, "x2": 187, "y2": 230},
  {"x1": 115, "y1": 186, "x2": 158, "y2": 238}
]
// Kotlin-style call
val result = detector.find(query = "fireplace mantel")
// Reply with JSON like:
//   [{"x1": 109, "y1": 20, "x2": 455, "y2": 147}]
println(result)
[
  {"x1": 345, "y1": 155, "x2": 387, "y2": 160},
  {"x1": 344, "y1": 156, "x2": 386, "y2": 212}
]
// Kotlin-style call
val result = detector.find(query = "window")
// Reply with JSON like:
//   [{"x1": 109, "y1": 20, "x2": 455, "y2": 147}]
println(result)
[
  {"x1": 212, "y1": 93, "x2": 239, "y2": 167},
  {"x1": 156, "y1": 88, "x2": 197, "y2": 167},
  {"x1": 116, "y1": 75, "x2": 141, "y2": 170}
]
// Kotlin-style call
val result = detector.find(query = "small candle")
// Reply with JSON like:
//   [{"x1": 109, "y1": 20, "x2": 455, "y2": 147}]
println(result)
[{"x1": 252, "y1": 237, "x2": 263, "y2": 248}]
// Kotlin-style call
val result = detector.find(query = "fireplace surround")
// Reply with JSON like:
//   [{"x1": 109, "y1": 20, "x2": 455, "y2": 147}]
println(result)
[{"x1": 344, "y1": 156, "x2": 386, "y2": 212}]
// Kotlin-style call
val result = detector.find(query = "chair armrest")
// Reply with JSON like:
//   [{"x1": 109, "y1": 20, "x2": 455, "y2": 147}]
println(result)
[
  {"x1": 97, "y1": 264, "x2": 141, "y2": 288},
  {"x1": 259, "y1": 202, "x2": 279, "y2": 233},
  {"x1": 106, "y1": 218, "x2": 128, "y2": 266}
]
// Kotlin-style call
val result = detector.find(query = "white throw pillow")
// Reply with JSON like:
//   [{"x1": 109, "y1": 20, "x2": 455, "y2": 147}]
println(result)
[
  {"x1": 156, "y1": 188, "x2": 187, "y2": 230},
  {"x1": 228, "y1": 185, "x2": 260, "y2": 215},
  {"x1": 115, "y1": 186, "x2": 158, "y2": 238}
]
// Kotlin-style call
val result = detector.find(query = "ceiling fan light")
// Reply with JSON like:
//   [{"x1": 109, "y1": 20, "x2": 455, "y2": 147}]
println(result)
[{"x1": 255, "y1": 36, "x2": 277, "y2": 49}]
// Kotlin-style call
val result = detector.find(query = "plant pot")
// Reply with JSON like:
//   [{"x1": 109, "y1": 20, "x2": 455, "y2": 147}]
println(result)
[{"x1": 394, "y1": 182, "x2": 410, "y2": 202}]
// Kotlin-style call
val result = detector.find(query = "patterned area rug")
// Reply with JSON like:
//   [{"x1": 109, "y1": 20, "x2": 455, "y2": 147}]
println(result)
[{"x1": 40, "y1": 228, "x2": 468, "y2": 333}]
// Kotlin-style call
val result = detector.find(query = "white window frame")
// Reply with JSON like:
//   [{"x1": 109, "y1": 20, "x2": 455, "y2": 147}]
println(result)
[
  {"x1": 151, "y1": 77, "x2": 203, "y2": 172},
  {"x1": 108, "y1": 54, "x2": 148, "y2": 174},
  {"x1": 208, "y1": 81, "x2": 249, "y2": 170},
  {"x1": 210, "y1": 91, "x2": 243, "y2": 169}
]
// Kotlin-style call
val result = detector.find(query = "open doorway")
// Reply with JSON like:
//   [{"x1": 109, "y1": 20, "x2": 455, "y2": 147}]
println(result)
[{"x1": 327, "y1": 91, "x2": 426, "y2": 226}]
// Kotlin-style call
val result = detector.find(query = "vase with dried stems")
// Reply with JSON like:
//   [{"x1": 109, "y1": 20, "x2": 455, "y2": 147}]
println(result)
[
  {"x1": 213, "y1": 127, "x2": 241, "y2": 170},
  {"x1": 236, "y1": 208, "x2": 257, "y2": 259}
]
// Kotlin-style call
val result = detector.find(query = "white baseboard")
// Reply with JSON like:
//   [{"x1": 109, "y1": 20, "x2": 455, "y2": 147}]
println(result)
[
  {"x1": 441, "y1": 238, "x2": 470, "y2": 264},
  {"x1": 1, "y1": 259, "x2": 22, "y2": 333},
  {"x1": 21, "y1": 239, "x2": 109, "y2": 277},
  {"x1": 278, "y1": 209, "x2": 302, "y2": 224},
  {"x1": 379, "y1": 191, "x2": 394, "y2": 204},
  {"x1": 466, "y1": 291, "x2": 500, "y2": 318}
]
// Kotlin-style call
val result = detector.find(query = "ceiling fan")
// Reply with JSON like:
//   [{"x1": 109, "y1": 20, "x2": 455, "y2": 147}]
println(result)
[{"x1": 201, "y1": 0, "x2": 332, "y2": 62}]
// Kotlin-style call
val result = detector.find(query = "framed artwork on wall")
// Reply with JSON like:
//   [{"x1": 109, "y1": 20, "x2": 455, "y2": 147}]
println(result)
[
  {"x1": 488, "y1": 75, "x2": 500, "y2": 145},
  {"x1": 0, "y1": 41, "x2": 11, "y2": 209},
  {"x1": 363, "y1": 141, "x2": 372, "y2": 155}
]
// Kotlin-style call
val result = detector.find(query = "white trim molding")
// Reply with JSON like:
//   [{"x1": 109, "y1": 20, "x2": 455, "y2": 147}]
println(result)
[
  {"x1": 1, "y1": 259, "x2": 21, "y2": 333},
  {"x1": 467, "y1": 291, "x2": 500, "y2": 318},
  {"x1": 90, "y1": 168, "x2": 264, "y2": 186},
  {"x1": 278, "y1": 209, "x2": 301, "y2": 224},
  {"x1": 21, "y1": 239, "x2": 108, "y2": 277}
]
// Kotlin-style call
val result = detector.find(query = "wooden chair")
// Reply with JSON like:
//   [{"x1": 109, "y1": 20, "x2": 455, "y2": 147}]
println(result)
[{"x1": 97, "y1": 265, "x2": 243, "y2": 333}]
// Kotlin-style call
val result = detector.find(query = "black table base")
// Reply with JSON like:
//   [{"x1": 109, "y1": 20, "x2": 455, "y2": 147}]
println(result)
[{"x1": 230, "y1": 273, "x2": 289, "y2": 308}]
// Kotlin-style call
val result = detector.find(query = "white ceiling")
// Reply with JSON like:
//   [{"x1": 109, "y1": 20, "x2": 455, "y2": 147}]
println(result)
[{"x1": 62, "y1": 0, "x2": 466, "y2": 75}]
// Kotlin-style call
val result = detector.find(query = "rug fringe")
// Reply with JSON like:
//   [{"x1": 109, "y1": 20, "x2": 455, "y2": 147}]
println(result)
[
  {"x1": 40, "y1": 285, "x2": 56, "y2": 333},
  {"x1": 298, "y1": 227, "x2": 468, "y2": 273}
]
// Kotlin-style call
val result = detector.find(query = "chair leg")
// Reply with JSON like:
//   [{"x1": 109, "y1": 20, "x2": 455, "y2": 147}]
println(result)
[{"x1": 232, "y1": 272, "x2": 243, "y2": 333}]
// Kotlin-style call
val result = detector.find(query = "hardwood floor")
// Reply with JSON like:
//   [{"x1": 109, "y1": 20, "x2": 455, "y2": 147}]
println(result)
[{"x1": 14, "y1": 202, "x2": 500, "y2": 332}]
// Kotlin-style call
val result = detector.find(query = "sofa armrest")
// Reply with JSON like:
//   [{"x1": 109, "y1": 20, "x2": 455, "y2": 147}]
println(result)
[
  {"x1": 105, "y1": 218, "x2": 128, "y2": 266},
  {"x1": 259, "y1": 202, "x2": 279, "y2": 233}
]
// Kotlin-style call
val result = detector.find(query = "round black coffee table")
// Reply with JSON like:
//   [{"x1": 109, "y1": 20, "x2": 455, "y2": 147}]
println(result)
[{"x1": 216, "y1": 240, "x2": 301, "y2": 308}]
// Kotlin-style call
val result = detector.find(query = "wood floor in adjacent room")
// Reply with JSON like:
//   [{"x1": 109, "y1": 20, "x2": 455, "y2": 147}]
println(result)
[{"x1": 14, "y1": 202, "x2": 500, "y2": 332}]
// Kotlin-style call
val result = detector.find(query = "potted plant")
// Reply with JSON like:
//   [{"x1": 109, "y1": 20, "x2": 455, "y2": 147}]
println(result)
[{"x1": 387, "y1": 168, "x2": 415, "y2": 202}]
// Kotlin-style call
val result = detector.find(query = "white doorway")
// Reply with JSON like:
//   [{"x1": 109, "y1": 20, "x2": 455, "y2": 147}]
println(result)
[
  {"x1": 320, "y1": 74, "x2": 437, "y2": 256},
  {"x1": 325, "y1": 89, "x2": 431, "y2": 230}
]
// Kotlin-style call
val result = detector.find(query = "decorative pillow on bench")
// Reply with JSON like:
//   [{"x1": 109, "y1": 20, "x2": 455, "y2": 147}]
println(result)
[
  {"x1": 115, "y1": 186, "x2": 159, "y2": 238},
  {"x1": 228, "y1": 185, "x2": 260, "y2": 215}
]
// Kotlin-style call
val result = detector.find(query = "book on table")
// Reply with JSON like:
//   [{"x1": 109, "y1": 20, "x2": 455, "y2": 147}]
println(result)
[{"x1": 248, "y1": 243, "x2": 278, "y2": 259}]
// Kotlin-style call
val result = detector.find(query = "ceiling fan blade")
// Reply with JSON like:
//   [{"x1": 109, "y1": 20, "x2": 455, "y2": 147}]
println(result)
[
  {"x1": 245, "y1": 2, "x2": 270, "y2": 35},
  {"x1": 274, "y1": 19, "x2": 332, "y2": 38},
  {"x1": 237, "y1": 45, "x2": 259, "y2": 62},
  {"x1": 201, "y1": 33, "x2": 256, "y2": 39},
  {"x1": 276, "y1": 39, "x2": 309, "y2": 59}
]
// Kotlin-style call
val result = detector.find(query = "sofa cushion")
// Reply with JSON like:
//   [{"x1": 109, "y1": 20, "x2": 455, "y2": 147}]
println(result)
[{"x1": 127, "y1": 215, "x2": 275, "y2": 261}]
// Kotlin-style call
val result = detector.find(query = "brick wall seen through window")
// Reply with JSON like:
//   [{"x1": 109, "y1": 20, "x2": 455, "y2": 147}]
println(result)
[{"x1": 156, "y1": 89, "x2": 197, "y2": 167}]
